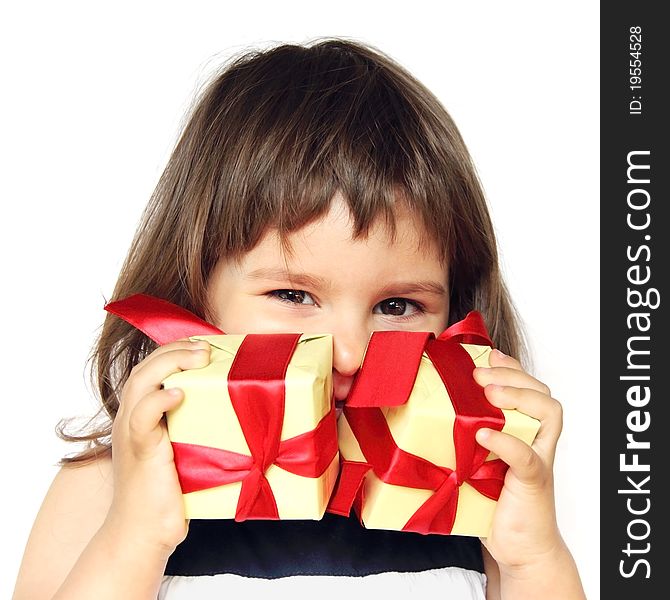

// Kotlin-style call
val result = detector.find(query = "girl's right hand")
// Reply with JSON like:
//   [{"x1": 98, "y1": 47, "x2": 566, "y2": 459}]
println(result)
[{"x1": 102, "y1": 338, "x2": 211, "y2": 559}]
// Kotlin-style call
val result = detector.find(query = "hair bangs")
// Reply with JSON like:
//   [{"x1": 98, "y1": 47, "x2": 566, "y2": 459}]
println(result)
[{"x1": 198, "y1": 41, "x2": 455, "y2": 268}]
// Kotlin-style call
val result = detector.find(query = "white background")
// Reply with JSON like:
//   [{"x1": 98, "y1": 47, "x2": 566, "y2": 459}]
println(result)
[{"x1": 1, "y1": 2, "x2": 599, "y2": 598}]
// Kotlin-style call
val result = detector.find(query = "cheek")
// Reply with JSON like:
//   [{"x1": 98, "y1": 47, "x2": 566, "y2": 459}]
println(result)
[
  {"x1": 428, "y1": 314, "x2": 450, "y2": 337},
  {"x1": 211, "y1": 295, "x2": 272, "y2": 334},
  {"x1": 425, "y1": 300, "x2": 450, "y2": 335},
  {"x1": 212, "y1": 294, "x2": 311, "y2": 335}
]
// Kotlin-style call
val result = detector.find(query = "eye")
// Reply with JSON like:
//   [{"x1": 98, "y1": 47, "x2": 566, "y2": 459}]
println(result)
[
  {"x1": 270, "y1": 289, "x2": 316, "y2": 305},
  {"x1": 374, "y1": 298, "x2": 424, "y2": 318}
]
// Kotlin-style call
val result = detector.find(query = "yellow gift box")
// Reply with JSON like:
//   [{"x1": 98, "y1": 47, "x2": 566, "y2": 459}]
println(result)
[
  {"x1": 162, "y1": 333, "x2": 339, "y2": 520},
  {"x1": 336, "y1": 342, "x2": 541, "y2": 537}
]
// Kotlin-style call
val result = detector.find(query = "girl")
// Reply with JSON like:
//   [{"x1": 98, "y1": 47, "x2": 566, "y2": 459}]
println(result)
[{"x1": 13, "y1": 39, "x2": 586, "y2": 599}]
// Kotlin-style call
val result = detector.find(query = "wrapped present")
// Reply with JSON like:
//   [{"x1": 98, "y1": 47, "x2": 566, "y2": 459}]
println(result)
[
  {"x1": 104, "y1": 295, "x2": 339, "y2": 521},
  {"x1": 163, "y1": 333, "x2": 338, "y2": 520},
  {"x1": 327, "y1": 312, "x2": 541, "y2": 537}
]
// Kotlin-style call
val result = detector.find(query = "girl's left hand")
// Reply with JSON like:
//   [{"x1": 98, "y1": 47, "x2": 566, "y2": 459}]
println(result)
[{"x1": 473, "y1": 348, "x2": 567, "y2": 573}]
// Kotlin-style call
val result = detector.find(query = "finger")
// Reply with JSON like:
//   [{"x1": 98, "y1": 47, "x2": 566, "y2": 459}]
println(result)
[
  {"x1": 473, "y1": 365, "x2": 551, "y2": 397},
  {"x1": 482, "y1": 384, "x2": 563, "y2": 460},
  {"x1": 132, "y1": 339, "x2": 210, "y2": 376},
  {"x1": 483, "y1": 385, "x2": 563, "y2": 438},
  {"x1": 479, "y1": 348, "x2": 552, "y2": 396},
  {"x1": 476, "y1": 427, "x2": 548, "y2": 487},
  {"x1": 127, "y1": 387, "x2": 184, "y2": 457},
  {"x1": 120, "y1": 345, "x2": 210, "y2": 412},
  {"x1": 488, "y1": 348, "x2": 523, "y2": 370}
]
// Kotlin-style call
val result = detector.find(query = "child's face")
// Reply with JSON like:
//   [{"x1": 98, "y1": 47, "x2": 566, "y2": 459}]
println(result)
[{"x1": 207, "y1": 193, "x2": 449, "y2": 404}]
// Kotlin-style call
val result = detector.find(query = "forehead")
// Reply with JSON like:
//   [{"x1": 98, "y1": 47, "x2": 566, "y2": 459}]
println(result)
[{"x1": 236, "y1": 195, "x2": 447, "y2": 282}]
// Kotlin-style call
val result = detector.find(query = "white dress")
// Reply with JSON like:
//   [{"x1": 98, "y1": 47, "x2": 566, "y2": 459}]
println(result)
[{"x1": 159, "y1": 568, "x2": 487, "y2": 599}]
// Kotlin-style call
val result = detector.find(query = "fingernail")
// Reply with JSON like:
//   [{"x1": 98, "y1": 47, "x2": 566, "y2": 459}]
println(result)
[
  {"x1": 476, "y1": 428, "x2": 491, "y2": 442},
  {"x1": 166, "y1": 387, "x2": 182, "y2": 397},
  {"x1": 493, "y1": 348, "x2": 507, "y2": 358}
]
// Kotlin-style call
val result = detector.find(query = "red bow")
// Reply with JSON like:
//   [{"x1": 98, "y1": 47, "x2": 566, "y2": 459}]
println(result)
[
  {"x1": 326, "y1": 314, "x2": 508, "y2": 535},
  {"x1": 105, "y1": 294, "x2": 337, "y2": 521}
]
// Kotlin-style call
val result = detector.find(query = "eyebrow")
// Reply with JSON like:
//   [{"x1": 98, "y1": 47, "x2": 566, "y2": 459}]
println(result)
[
  {"x1": 376, "y1": 281, "x2": 448, "y2": 297},
  {"x1": 245, "y1": 268, "x2": 330, "y2": 290},
  {"x1": 245, "y1": 268, "x2": 447, "y2": 297}
]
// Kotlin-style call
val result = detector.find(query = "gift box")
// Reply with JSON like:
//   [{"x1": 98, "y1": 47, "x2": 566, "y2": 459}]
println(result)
[
  {"x1": 162, "y1": 333, "x2": 339, "y2": 520},
  {"x1": 328, "y1": 313, "x2": 541, "y2": 537}
]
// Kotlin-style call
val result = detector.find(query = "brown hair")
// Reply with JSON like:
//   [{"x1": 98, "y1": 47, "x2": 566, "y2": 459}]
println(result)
[{"x1": 59, "y1": 38, "x2": 528, "y2": 462}]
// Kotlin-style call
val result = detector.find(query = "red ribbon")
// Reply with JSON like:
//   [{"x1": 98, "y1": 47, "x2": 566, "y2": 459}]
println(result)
[
  {"x1": 105, "y1": 294, "x2": 223, "y2": 343},
  {"x1": 327, "y1": 312, "x2": 508, "y2": 535},
  {"x1": 173, "y1": 406, "x2": 337, "y2": 520},
  {"x1": 105, "y1": 294, "x2": 338, "y2": 521}
]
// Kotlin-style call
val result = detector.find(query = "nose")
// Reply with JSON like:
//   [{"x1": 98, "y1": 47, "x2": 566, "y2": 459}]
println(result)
[{"x1": 331, "y1": 322, "x2": 370, "y2": 401}]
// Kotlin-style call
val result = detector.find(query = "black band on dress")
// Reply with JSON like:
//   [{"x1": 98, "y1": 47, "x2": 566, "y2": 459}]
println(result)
[{"x1": 165, "y1": 514, "x2": 484, "y2": 579}]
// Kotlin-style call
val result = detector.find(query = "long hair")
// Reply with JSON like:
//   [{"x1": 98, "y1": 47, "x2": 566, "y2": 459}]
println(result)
[{"x1": 59, "y1": 38, "x2": 528, "y2": 462}]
